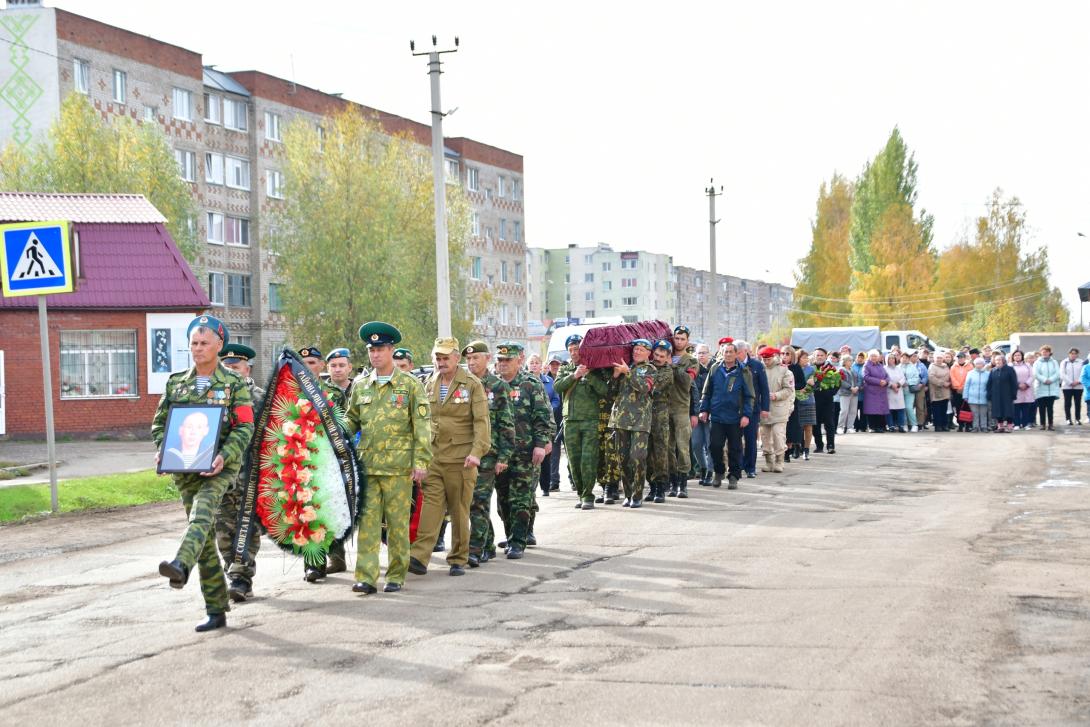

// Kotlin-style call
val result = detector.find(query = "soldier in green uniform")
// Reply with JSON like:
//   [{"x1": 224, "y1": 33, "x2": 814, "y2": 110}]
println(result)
[
  {"x1": 408, "y1": 337, "x2": 491, "y2": 577},
  {"x1": 322, "y1": 347, "x2": 354, "y2": 411},
  {"x1": 594, "y1": 373, "x2": 623, "y2": 505},
  {"x1": 462, "y1": 341, "x2": 515, "y2": 566},
  {"x1": 609, "y1": 338, "x2": 655, "y2": 508},
  {"x1": 342, "y1": 322, "x2": 432, "y2": 594},
  {"x1": 668, "y1": 326, "x2": 699, "y2": 498},
  {"x1": 212, "y1": 343, "x2": 265, "y2": 602},
  {"x1": 153, "y1": 316, "x2": 254, "y2": 632},
  {"x1": 553, "y1": 334, "x2": 610, "y2": 509},
  {"x1": 393, "y1": 347, "x2": 415, "y2": 374},
  {"x1": 646, "y1": 339, "x2": 676, "y2": 504},
  {"x1": 493, "y1": 342, "x2": 554, "y2": 559}
]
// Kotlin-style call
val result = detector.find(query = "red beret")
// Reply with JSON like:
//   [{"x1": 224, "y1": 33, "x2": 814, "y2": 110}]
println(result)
[
  {"x1": 718, "y1": 336, "x2": 734, "y2": 345},
  {"x1": 758, "y1": 346, "x2": 777, "y2": 359}
]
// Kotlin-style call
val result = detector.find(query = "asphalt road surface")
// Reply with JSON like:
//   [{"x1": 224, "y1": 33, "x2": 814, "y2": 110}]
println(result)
[{"x1": 1, "y1": 429, "x2": 1088, "y2": 725}]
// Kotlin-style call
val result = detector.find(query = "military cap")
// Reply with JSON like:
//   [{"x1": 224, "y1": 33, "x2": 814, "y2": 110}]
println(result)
[
  {"x1": 298, "y1": 346, "x2": 323, "y2": 360},
  {"x1": 718, "y1": 336, "x2": 734, "y2": 345},
  {"x1": 758, "y1": 346, "x2": 778, "y2": 359},
  {"x1": 392, "y1": 347, "x2": 414, "y2": 361},
  {"x1": 359, "y1": 321, "x2": 401, "y2": 347},
  {"x1": 461, "y1": 340, "x2": 490, "y2": 356},
  {"x1": 219, "y1": 342, "x2": 255, "y2": 363},
  {"x1": 631, "y1": 338, "x2": 653, "y2": 350},
  {"x1": 495, "y1": 342, "x2": 524, "y2": 359},
  {"x1": 673, "y1": 325, "x2": 691, "y2": 336},
  {"x1": 548, "y1": 355, "x2": 563, "y2": 364},
  {"x1": 564, "y1": 333, "x2": 583, "y2": 348},
  {"x1": 432, "y1": 336, "x2": 460, "y2": 355},
  {"x1": 325, "y1": 347, "x2": 351, "y2": 363},
  {"x1": 188, "y1": 314, "x2": 228, "y2": 345},
  {"x1": 652, "y1": 338, "x2": 672, "y2": 351}
]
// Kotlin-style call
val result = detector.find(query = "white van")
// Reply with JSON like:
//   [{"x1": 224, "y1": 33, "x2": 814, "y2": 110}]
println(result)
[
  {"x1": 882, "y1": 329, "x2": 942, "y2": 354},
  {"x1": 545, "y1": 317, "x2": 625, "y2": 363}
]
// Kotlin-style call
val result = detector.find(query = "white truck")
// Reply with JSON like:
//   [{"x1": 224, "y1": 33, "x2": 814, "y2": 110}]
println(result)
[{"x1": 791, "y1": 326, "x2": 942, "y2": 354}]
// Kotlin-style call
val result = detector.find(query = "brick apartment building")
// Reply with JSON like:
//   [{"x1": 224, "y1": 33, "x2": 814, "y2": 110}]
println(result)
[
  {"x1": 0, "y1": 2, "x2": 528, "y2": 378},
  {"x1": 673, "y1": 265, "x2": 793, "y2": 344}
]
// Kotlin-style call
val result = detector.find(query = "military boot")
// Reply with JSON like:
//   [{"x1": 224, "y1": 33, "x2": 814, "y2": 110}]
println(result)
[
  {"x1": 667, "y1": 476, "x2": 679, "y2": 497},
  {"x1": 604, "y1": 485, "x2": 618, "y2": 505},
  {"x1": 653, "y1": 482, "x2": 666, "y2": 504},
  {"x1": 433, "y1": 520, "x2": 448, "y2": 552},
  {"x1": 700, "y1": 469, "x2": 712, "y2": 486},
  {"x1": 327, "y1": 541, "x2": 347, "y2": 574},
  {"x1": 227, "y1": 578, "x2": 252, "y2": 603},
  {"x1": 761, "y1": 454, "x2": 774, "y2": 472},
  {"x1": 677, "y1": 476, "x2": 689, "y2": 499},
  {"x1": 773, "y1": 454, "x2": 784, "y2": 473}
]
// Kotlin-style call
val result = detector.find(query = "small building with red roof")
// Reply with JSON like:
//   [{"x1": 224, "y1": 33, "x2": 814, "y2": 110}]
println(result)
[{"x1": 0, "y1": 193, "x2": 209, "y2": 438}]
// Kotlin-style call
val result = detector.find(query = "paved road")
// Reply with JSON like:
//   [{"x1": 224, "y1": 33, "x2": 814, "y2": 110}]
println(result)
[
  {"x1": 0, "y1": 429, "x2": 1087, "y2": 725},
  {"x1": 0, "y1": 440, "x2": 153, "y2": 487}
]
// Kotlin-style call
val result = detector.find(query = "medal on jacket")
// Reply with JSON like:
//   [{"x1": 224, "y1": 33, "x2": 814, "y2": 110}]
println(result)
[{"x1": 510, "y1": 389, "x2": 520, "y2": 401}]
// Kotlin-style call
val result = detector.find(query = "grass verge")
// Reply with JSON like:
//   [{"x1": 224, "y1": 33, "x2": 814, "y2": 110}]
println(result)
[{"x1": 0, "y1": 470, "x2": 178, "y2": 523}]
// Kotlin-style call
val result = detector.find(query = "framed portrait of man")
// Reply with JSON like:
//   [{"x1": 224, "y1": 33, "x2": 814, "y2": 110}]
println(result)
[{"x1": 157, "y1": 404, "x2": 225, "y2": 474}]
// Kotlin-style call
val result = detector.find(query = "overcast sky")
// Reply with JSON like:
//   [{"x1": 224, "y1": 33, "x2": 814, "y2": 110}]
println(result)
[{"x1": 58, "y1": 0, "x2": 1090, "y2": 323}]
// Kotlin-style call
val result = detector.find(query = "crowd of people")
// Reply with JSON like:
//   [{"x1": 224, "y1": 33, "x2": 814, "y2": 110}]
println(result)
[{"x1": 152, "y1": 314, "x2": 1089, "y2": 633}]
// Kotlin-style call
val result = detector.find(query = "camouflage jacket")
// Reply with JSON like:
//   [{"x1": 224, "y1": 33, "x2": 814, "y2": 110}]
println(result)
[
  {"x1": 151, "y1": 364, "x2": 255, "y2": 473},
  {"x1": 344, "y1": 368, "x2": 432, "y2": 476},
  {"x1": 503, "y1": 371, "x2": 556, "y2": 458},
  {"x1": 553, "y1": 361, "x2": 610, "y2": 422},
  {"x1": 608, "y1": 362, "x2": 655, "y2": 432},
  {"x1": 669, "y1": 351, "x2": 698, "y2": 412},
  {"x1": 480, "y1": 372, "x2": 515, "y2": 470},
  {"x1": 651, "y1": 362, "x2": 674, "y2": 418},
  {"x1": 320, "y1": 374, "x2": 352, "y2": 411}
]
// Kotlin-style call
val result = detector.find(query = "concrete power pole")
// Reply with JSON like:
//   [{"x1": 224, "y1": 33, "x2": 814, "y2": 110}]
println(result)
[
  {"x1": 412, "y1": 35, "x2": 459, "y2": 337},
  {"x1": 705, "y1": 180, "x2": 723, "y2": 342}
]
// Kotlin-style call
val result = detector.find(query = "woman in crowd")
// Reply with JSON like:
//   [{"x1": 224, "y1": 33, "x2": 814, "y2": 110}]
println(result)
[
  {"x1": 862, "y1": 349, "x2": 890, "y2": 432},
  {"x1": 1082, "y1": 357, "x2": 1090, "y2": 418},
  {"x1": 838, "y1": 353, "x2": 860, "y2": 434},
  {"x1": 987, "y1": 352, "x2": 1017, "y2": 432},
  {"x1": 781, "y1": 346, "x2": 805, "y2": 461},
  {"x1": 928, "y1": 352, "x2": 951, "y2": 432},
  {"x1": 900, "y1": 351, "x2": 921, "y2": 432},
  {"x1": 963, "y1": 357, "x2": 991, "y2": 433},
  {"x1": 885, "y1": 352, "x2": 907, "y2": 432},
  {"x1": 950, "y1": 351, "x2": 972, "y2": 432},
  {"x1": 852, "y1": 352, "x2": 867, "y2": 432},
  {"x1": 1033, "y1": 345, "x2": 1060, "y2": 431},
  {"x1": 1010, "y1": 350, "x2": 1036, "y2": 430},
  {"x1": 797, "y1": 349, "x2": 817, "y2": 459}
]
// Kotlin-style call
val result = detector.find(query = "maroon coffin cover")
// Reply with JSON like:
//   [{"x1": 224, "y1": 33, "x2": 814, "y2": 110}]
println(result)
[{"x1": 578, "y1": 320, "x2": 674, "y2": 369}]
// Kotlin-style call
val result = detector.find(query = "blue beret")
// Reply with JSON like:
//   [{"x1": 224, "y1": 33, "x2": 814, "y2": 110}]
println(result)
[
  {"x1": 673, "y1": 325, "x2": 690, "y2": 336},
  {"x1": 652, "y1": 338, "x2": 672, "y2": 351},
  {"x1": 631, "y1": 338, "x2": 653, "y2": 349},
  {"x1": 298, "y1": 346, "x2": 323, "y2": 360},
  {"x1": 325, "y1": 347, "x2": 351, "y2": 362},
  {"x1": 359, "y1": 321, "x2": 402, "y2": 347},
  {"x1": 188, "y1": 315, "x2": 228, "y2": 345},
  {"x1": 565, "y1": 334, "x2": 583, "y2": 348}
]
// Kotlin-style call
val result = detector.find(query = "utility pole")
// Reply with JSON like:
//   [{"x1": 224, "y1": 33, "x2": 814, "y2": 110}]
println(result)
[
  {"x1": 705, "y1": 180, "x2": 723, "y2": 341},
  {"x1": 411, "y1": 35, "x2": 459, "y2": 337}
]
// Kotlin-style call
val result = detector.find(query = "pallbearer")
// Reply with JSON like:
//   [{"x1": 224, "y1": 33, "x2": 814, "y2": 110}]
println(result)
[
  {"x1": 553, "y1": 334, "x2": 610, "y2": 509},
  {"x1": 609, "y1": 339, "x2": 655, "y2": 508}
]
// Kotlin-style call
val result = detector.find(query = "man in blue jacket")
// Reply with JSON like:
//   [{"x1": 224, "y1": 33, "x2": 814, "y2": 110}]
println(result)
[
  {"x1": 735, "y1": 341, "x2": 769, "y2": 478},
  {"x1": 698, "y1": 343, "x2": 754, "y2": 488}
]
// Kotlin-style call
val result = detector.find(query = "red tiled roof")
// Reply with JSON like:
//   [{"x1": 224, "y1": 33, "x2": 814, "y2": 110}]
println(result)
[
  {"x1": 0, "y1": 223, "x2": 209, "y2": 310},
  {"x1": 0, "y1": 193, "x2": 167, "y2": 224}
]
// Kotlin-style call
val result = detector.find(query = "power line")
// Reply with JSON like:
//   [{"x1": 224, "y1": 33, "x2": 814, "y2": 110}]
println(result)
[
  {"x1": 792, "y1": 274, "x2": 1040, "y2": 304},
  {"x1": 785, "y1": 289, "x2": 1052, "y2": 323}
]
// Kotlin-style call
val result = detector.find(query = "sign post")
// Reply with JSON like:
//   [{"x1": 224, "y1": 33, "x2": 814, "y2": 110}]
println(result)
[{"x1": 1, "y1": 220, "x2": 75, "y2": 514}]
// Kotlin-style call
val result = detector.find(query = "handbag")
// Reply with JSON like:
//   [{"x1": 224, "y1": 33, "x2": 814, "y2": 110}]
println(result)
[
  {"x1": 909, "y1": 384, "x2": 923, "y2": 393},
  {"x1": 957, "y1": 402, "x2": 974, "y2": 424}
]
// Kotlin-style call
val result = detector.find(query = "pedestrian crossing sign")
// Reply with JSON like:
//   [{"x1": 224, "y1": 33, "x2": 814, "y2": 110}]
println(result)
[{"x1": 0, "y1": 220, "x2": 74, "y2": 297}]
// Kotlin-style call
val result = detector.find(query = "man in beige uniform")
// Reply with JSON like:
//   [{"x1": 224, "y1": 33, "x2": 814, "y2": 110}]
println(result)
[{"x1": 409, "y1": 337, "x2": 491, "y2": 576}]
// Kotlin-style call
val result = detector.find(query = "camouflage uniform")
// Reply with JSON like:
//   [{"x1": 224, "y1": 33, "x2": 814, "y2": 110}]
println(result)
[
  {"x1": 494, "y1": 371, "x2": 554, "y2": 551},
  {"x1": 473, "y1": 372, "x2": 515, "y2": 558},
  {"x1": 553, "y1": 362, "x2": 610, "y2": 504},
  {"x1": 343, "y1": 368, "x2": 431, "y2": 587},
  {"x1": 595, "y1": 379, "x2": 623, "y2": 498},
  {"x1": 669, "y1": 351, "x2": 698, "y2": 480},
  {"x1": 609, "y1": 362, "x2": 654, "y2": 502},
  {"x1": 319, "y1": 376, "x2": 352, "y2": 570},
  {"x1": 152, "y1": 364, "x2": 254, "y2": 616},
  {"x1": 647, "y1": 362, "x2": 676, "y2": 489},
  {"x1": 214, "y1": 377, "x2": 264, "y2": 588}
]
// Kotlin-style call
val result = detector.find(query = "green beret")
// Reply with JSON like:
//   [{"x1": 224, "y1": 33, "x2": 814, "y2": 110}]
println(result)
[{"x1": 392, "y1": 348, "x2": 413, "y2": 361}]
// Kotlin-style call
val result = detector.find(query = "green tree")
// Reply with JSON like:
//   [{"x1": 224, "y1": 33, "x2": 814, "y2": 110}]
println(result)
[
  {"x1": 791, "y1": 174, "x2": 854, "y2": 327},
  {"x1": 848, "y1": 128, "x2": 933, "y2": 276},
  {"x1": 0, "y1": 93, "x2": 199, "y2": 263},
  {"x1": 269, "y1": 106, "x2": 473, "y2": 360}
]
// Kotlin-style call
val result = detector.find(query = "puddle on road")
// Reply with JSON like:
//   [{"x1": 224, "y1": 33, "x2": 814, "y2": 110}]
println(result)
[{"x1": 1037, "y1": 479, "x2": 1087, "y2": 489}]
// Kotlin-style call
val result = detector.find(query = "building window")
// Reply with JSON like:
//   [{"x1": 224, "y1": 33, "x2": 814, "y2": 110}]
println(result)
[
  {"x1": 602, "y1": 261, "x2": 611, "y2": 272},
  {"x1": 584, "y1": 254, "x2": 593, "y2": 264},
  {"x1": 497, "y1": 175, "x2": 506, "y2": 198},
  {"x1": 471, "y1": 212, "x2": 480, "y2": 237},
  {"x1": 622, "y1": 257, "x2": 637, "y2": 269},
  {"x1": 73, "y1": 59, "x2": 90, "y2": 95},
  {"x1": 316, "y1": 123, "x2": 325, "y2": 152},
  {"x1": 485, "y1": 227, "x2": 494, "y2": 242},
  {"x1": 227, "y1": 273, "x2": 252, "y2": 307},
  {"x1": 584, "y1": 273, "x2": 594, "y2": 283},
  {"x1": 602, "y1": 299, "x2": 613, "y2": 309},
  {"x1": 514, "y1": 262, "x2": 523, "y2": 284},
  {"x1": 111, "y1": 69, "x2": 126, "y2": 104},
  {"x1": 264, "y1": 111, "x2": 282, "y2": 142},
  {"x1": 175, "y1": 149, "x2": 196, "y2": 182},
  {"x1": 205, "y1": 152, "x2": 224, "y2": 185},
  {"x1": 622, "y1": 297, "x2": 637, "y2": 306},
  {"x1": 266, "y1": 170, "x2": 284, "y2": 199},
  {"x1": 499, "y1": 219, "x2": 507, "y2": 241},
  {"x1": 470, "y1": 256, "x2": 482, "y2": 280},
  {"x1": 203, "y1": 93, "x2": 221, "y2": 124},
  {"x1": 585, "y1": 310, "x2": 595, "y2": 318},
  {"x1": 224, "y1": 98, "x2": 248, "y2": 131},
  {"x1": 499, "y1": 304, "x2": 509, "y2": 325},
  {"x1": 269, "y1": 283, "x2": 283, "y2": 313},
  {"x1": 208, "y1": 272, "x2": 225, "y2": 305},
  {"x1": 225, "y1": 216, "x2": 249, "y2": 246},
  {"x1": 144, "y1": 105, "x2": 158, "y2": 121},
  {"x1": 511, "y1": 179, "x2": 521, "y2": 201},
  {"x1": 622, "y1": 277, "x2": 637, "y2": 288},
  {"x1": 516, "y1": 306, "x2": 523, "y2": 326},
  {"x1": 513, "y1": 220, "x2": 522, "y2": 243},
  {"x1": 445, "y1": 158, "x2": 459, "y2": 184},
  {"x1": 172, "y1": 87, "x2": 193, "y2": 121},
  {"x1": 206, "y1": 212, "x2": 224, "y2": 244},
  {"x1": 501, "y1": 261, "x2": 509, "y2": 283},
  {"x1": 225, "y1": 156, "x2": 250, "y2": 190},
  {"x1": 603, "y1": 280, "x2": 612, "y2": 291},
  {"x1": 467, "y1": 167, "x2": 479, "y2": 191},
  {"x1": 59, "y1": 330, "x2": 137, "y2": 399}
]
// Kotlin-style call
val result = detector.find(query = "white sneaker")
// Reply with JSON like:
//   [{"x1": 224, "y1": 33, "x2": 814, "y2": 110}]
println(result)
[{"x1": 911, "y1": 425, "x2": 918, "y2": 432}]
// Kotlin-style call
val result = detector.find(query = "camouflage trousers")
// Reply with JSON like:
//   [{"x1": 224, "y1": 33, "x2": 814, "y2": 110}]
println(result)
[
  {"x1": 614, "y1": 428, "x2": 649, "y2": 501},
  {"x1": 565, "y1": 420, "x2": 600, "y2": 503},
  {"x1": 175, "y1": 470, "x2": 235, "y2": 615},
  {"x1": 470, "y1": 466, "x2": 497, "y2": 557},
  {"x1": 214, "y1": 479, "x2": 260, "y2": 585},
  {"x1": 670, "y1": 410, "x2": 692, "y2": 476},
  {"x1": 596, "y1": 408, "x2": 622, "y2": 489},
  {"x1": 495, "y1": 457, "x2": 538, "y2": 549},
  {"x1": 647, "y1": 407, "x2": 675, "y2": 484},
  {"x1": 356, "y1": 474, "x2": 412, "y2": 587}
]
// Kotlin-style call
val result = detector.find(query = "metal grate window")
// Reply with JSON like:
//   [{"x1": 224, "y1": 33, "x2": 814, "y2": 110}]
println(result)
[{"x1": 59, "y1": 330, "x2": 138, "y2": 398}]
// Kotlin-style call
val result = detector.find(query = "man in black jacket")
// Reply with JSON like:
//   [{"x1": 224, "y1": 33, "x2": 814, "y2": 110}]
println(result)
[{"x1": 690, "y1": 343, "x2": 714, "y2": 485}]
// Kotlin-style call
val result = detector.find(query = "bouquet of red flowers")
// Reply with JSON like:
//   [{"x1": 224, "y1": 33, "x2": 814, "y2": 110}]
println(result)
[{"x1": 814, "y1": 366, "x2": 842, "y2": 392}]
